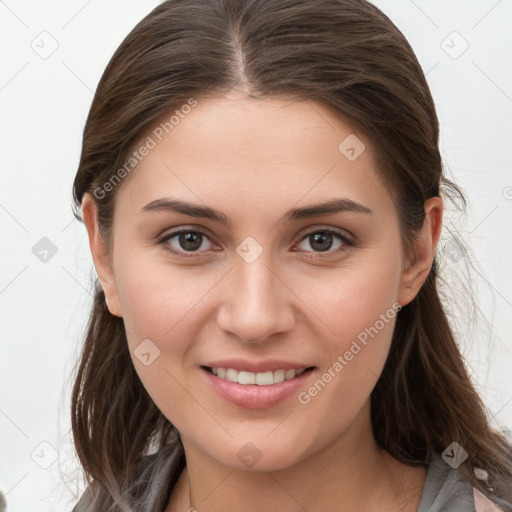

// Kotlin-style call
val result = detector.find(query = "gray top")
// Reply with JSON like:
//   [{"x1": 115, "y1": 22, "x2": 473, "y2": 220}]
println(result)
[
  {"x1": 72, "y1": 449, "x2": 503, "y2": 512},
  {"x1": 417, "y1": 452, "x2": 476, "y2": 511}
]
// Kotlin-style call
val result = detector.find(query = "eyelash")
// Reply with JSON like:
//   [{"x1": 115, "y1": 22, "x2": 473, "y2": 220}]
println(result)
[{"x1": 157, "y1": 228, "x2": 354, "y2": 259}]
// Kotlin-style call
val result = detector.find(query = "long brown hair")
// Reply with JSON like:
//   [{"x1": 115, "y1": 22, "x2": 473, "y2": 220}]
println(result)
[{"x1": 70, "y1": 0, "x2": 512, "y2": 510}]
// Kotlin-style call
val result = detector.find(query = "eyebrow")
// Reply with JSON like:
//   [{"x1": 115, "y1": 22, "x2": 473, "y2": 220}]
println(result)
[{"x1": 140, "y1": 196, "x2": 373, "y2": 226}]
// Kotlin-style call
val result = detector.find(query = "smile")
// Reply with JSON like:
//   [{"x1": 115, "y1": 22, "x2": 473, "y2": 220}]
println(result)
[
  {"x1": 205, "y1": 366, "x2": 314, "y2": 385},
  {"x1": 201, "y1": 365, "x2": 317, "y2": 409}
]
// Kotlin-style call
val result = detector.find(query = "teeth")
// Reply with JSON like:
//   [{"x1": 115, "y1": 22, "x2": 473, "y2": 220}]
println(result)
[
  {"x1": 239, "y1": 371, "x2": 256, "y2": 385},
  {"x1": 255, "y1": 371, "x2": 273, "y2": 385},
  {"x1": 285, "y1": 369, "x2": 295, "y2": 380},
  {"x1": 210, "y1": 367, "x2": 309, "y2": 385},
  {"x1": 226, "y1": 368, "x2": 238, "y2": 383},
  {"x1": 273, "y1": 369, "x2": 285, "y2": 383}
]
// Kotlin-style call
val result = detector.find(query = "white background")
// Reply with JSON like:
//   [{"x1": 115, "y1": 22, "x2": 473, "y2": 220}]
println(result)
[{"x1": 1, "y1": 1, "x2": 511, "y2": 510}]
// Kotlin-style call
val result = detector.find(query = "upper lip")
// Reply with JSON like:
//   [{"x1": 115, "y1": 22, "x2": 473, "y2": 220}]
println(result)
[{"x1": 202, "y1": 359, "x2": 314, "y2": 373}]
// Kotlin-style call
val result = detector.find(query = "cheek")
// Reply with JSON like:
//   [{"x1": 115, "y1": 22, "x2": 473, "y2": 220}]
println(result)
[
  {"x1": 113, "y1": 254, "x2": 224, "y2": 417},
  {"x1": 295, "y1": 252, "x2": 401, "y2": 348},
  {"x1": 290, "y1": 252, "x2": 402, "y2": 403},
  {"x1": 114, "y1": 259, "x2": 204, "y2": 427},
  {"x1": 114, "y1": 250, "x2": 216, "y2": 345},
  {"x1": 311, "y1": 281, "x2": 397, "y2": 393},
  {"x1": 293, "y1": 280, "x2": 400, "y2": 447}
]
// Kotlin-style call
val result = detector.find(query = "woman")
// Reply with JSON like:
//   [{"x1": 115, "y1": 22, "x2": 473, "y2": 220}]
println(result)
[{"x1": 70, "y1": 0, "x2": 512, "y2": 510}]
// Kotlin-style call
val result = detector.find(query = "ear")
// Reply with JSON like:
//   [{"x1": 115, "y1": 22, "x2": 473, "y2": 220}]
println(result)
[
  {"x1": 81, "y1": 193, "x2": 123, "y2": 317},
  {"x1": 397, "y1": 196, "x2": 443, "y2": 307}
]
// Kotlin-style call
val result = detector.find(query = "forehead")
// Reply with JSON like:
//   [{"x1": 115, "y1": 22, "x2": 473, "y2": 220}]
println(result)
[{"x1": 115, "y1": 91, "x2": 392, "y2": 220}]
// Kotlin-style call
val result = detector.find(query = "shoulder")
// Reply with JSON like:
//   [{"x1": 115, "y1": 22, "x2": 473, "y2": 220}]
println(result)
[
  {"x1": 70, "y1": 482, "x2": 94, "y2": 512},
  {"x1": 473, "y1": 487, "x2": 504, "y2": 512},
  {"x1": 416, "y1": 451, "x2": 506, "y2": 512},
  {"x1": 71, "y1": 442, "x2": 185, "y2": 512}
]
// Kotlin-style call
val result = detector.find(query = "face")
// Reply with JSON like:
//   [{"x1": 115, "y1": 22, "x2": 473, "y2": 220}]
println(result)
[{"x1": 86, "y1": 90, "x2": 438, "y2": 472}]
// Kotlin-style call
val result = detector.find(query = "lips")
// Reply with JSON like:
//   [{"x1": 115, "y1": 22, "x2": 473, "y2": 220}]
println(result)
[
  {"x1": 201, "y1": 358, "x2": 313, "y2": 373},
  {"x1": 200, "y1": 360, "x2": 317, "y2": 409}
]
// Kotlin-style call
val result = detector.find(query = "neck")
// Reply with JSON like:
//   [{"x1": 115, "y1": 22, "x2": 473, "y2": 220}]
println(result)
[{"x1": 167, "y1": 404, "x2": 426, "y2": 512}]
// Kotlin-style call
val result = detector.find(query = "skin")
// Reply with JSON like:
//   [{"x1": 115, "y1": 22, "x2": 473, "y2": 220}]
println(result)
[{"x1": 82, "y1": 89, "x2": 443, "y2": 512}]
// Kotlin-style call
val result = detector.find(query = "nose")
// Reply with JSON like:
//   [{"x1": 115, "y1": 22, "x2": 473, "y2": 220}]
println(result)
[{"x1": 216, "y1": 251, "x2": 296, "y2": 344}]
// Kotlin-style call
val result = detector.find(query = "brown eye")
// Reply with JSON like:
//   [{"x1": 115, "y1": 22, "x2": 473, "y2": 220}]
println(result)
[
  {"x1": 295, "y1": 229, "x2": 353, "y2": 255},
  {"x1": 159, "y1": 230, "x2": 215, "y2": 257},
  {"x1": 309, "y1": 231, "x2": 335, "y2": 252},
  {"x1": 177, "y1": 232, "x2": 203, "y2": 251}
]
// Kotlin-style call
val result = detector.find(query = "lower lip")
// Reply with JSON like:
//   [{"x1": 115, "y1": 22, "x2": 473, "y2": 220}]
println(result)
[{"x1": 201, "y1": 366, "x2": 315, "y2": 409}]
